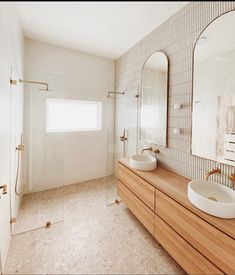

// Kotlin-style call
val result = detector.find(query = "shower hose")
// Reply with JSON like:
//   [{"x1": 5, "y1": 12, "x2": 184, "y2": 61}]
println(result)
[{"x1": 15, "y1": 144, "x2": 25, "y2": 195}]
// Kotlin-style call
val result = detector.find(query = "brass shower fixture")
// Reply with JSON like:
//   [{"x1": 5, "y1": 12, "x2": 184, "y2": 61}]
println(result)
[
  {"x1": 16, "y1": 144, "x2": 24, "y2": 151},
  {"x1": 10, "y1": 78, "x2": 54, "y2": 91},
  {"x1": 19, "y1": 79, "x2": 49, "y2": 91},
  {"x1": 107, "y1": 91, "x2": 125, "y2": 98}
]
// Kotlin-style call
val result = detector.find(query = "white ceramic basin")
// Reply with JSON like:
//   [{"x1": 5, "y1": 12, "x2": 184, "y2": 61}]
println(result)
[
  {"x1": 130, "y1": 154, "x2": 157, "y2": 171},
  {"x1": 188, "y1": 180, "x2": 235, "y2": 219}
]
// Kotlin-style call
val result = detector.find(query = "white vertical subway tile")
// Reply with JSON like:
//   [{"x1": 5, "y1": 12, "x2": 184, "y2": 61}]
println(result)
[{"x1": 114, "y1": 2, "x2": 235, "y2": 184}]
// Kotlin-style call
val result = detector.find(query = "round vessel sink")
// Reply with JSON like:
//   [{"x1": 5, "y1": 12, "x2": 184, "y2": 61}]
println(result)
[
  {"x1": 130, "y1": 154, "x2": 157, "y2": 171},
  {"x1": 188, "y1": 180, "x2": 235, "y2": 219}
]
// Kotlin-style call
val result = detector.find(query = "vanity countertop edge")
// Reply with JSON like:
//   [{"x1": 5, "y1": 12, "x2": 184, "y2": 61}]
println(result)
[{"x1": 118, "y1": 157, "x2": 235, "y2": 239}]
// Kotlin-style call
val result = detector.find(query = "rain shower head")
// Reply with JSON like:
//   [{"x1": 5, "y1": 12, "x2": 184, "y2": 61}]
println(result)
[
  {"x1": 38, "y1": 88, "x2": 55, "y2": 92},
  {"x1": 107, "y1": 91, "x2": 125, "y2": 98},
  {"x1": 19, "y1": 79, "x2": 55, "y2": 92}
]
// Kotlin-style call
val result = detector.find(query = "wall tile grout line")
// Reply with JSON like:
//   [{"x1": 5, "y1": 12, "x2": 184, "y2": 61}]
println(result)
[{"x1": 114, "y1": 2, "x2": 235, "y2": 186}]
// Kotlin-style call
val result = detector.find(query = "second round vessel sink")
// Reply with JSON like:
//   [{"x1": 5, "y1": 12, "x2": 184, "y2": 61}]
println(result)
[
  {"x1": 130, "y1": 154, "x2": 157, "y2": 171},
  {"x1": 188, "y1": 180, "x2": 235, "y2": 219}
]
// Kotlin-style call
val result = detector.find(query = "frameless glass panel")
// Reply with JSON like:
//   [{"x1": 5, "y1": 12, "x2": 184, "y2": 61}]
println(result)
[
  {"x1": 106, "y1": 86, "x2": 139, "y2": 206},
  {"x1": 106, "y1": 92, "x2": 117, "y2": 206},
  {"x1": 11, "y1": 68, "x2": 65, "y2": 235}
]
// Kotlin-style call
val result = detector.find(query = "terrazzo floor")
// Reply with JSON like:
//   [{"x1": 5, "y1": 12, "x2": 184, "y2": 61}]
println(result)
[
  {"x1": 5, "y1": 177, "x2": 184, "y2": 274},
  {"x1": 12, "y1": 187, "x2": 64, "y2": 235}
]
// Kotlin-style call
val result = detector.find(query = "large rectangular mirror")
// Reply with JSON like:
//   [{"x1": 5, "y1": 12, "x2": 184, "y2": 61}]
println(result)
[
  {"x1": 192, "y1": 11, "x2": 235, "y2": 166},
  {"x1": 141, "y1": 51, "x2": 168, "y2": 147}
]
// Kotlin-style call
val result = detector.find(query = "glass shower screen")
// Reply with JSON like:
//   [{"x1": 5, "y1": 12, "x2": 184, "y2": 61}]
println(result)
[{"x1": 11, "y1": 68, "x2": 66, "y2": 235}]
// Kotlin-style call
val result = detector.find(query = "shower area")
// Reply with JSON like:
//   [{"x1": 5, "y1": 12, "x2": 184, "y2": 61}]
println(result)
[
  {"x1": 9, "y1": 62, "x2": 140, "y2": 235},
  {"x1": 10, "y1": 67, "x2": 66, "y2": 235},
  {"x1": 106, "y1": 86, "x2": 140, "y2": 205}
]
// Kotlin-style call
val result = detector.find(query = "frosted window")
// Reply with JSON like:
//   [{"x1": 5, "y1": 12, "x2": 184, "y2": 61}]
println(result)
[{"x1": 46, "y1": 99, "x2": 102, "y2": 132}]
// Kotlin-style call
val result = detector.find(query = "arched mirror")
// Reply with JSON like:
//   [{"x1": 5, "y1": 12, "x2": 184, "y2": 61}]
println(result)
[
  {"x1": 140, "y1": 51, "x2": 168, "y2": 147},
  {"x1": 192, "y1": 11, "x2": 235, "y2": 166}
]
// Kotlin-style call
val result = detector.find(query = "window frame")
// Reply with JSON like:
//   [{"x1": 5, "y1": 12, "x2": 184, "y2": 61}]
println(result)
[{"x1": 46, "y1": 98, "x2": 102, "y2": 133}]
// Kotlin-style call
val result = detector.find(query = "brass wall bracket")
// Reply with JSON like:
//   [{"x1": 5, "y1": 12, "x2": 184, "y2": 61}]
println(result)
[
  {"x1": 16, "y1": 144, "x2": 25, "y2": 151},
  {"x1": 0, "y1": 184, "x2": 7, "y2": 195},
  {"x1": 10, "y1": 79, "x2": 17, "y2": 85},
  {"x1": 10, "y1": 218, "x2": 17, "y2": 224},
  {"x1": 120, "y1": 136, "x2": 128, "y2": 141}
]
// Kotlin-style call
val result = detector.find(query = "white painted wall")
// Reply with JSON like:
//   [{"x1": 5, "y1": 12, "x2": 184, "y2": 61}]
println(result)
[
  {"x1": 0, "y1": 2, "x2": 24, "y2": 271},
  {"x1": 24, "y1": 39, "x2": 115, "y2": 191}
]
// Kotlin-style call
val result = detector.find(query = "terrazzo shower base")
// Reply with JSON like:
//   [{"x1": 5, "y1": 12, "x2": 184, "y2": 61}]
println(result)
[
  {"x1": 5, "y1": 177, "x2": 184, "y2": 274},
  {"x1": 12, "y1": 187, "x2": 64, "y2": 235},
  {"x1": 105, "y1": 176, "x2": 120, "y2": 206}
]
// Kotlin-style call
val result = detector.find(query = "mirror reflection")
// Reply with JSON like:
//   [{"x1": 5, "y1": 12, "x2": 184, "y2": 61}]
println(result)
[
  {"x1": 192, "y1": 11, "x2": 235, "y2": 166},
  {"x1": 141, "y1": 51, "x2": 168, "y2": 147}
]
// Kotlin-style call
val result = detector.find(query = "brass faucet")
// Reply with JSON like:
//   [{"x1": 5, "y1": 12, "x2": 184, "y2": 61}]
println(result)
[
  {"x1": 229, "y1": 173, "x2": 235, "y2": 190},
  {"x1": 141, "y1": 147, "x2": 160, "y2": 154},
  {"x1": 205, "y1": 168, "x2": 221, "y2": 181}
]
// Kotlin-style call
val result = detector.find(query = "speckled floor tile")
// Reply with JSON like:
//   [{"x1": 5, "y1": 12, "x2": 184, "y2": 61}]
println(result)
[
  {"x1": 5, "y1": 177, "x2": 184, "y2": 274},
  {"x1": 12, "y1": 188, "x2": 64, "y2": 235}
]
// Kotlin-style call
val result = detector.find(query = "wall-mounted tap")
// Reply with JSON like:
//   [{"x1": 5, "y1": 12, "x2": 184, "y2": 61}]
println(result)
[
  {"x1": 204, "y1": 168, "x2": 221, "y2": 181},
  {"x1": 141, "y1": 147, "x2": 160, "y2": 154},
  {"x1": 229, "y1": 173, "x2": 235, "y2": 190}
]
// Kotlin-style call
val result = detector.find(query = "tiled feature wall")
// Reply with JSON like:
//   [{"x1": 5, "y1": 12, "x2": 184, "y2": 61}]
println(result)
[{"x1": 114, "y1": 2, "x2": 235, "y2": 187}]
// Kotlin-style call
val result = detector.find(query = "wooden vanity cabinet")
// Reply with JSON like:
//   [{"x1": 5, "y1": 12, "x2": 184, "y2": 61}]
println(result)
[
  {"x1": 118, "y1": 160, "x2": 235, "y2": 275},
  {"x1": 118, "y1": 164, "x2": 155, "y2": 210},
  {"x1": 118, "y1": 181, "x2": 154, "y2": 235}
]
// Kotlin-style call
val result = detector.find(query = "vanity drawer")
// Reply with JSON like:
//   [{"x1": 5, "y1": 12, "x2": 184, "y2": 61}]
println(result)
[
  {"x1": 155, "y1": 189, "x2": 235, "y2": 274},
  {"x1": 154, "y1": 214, "x2": 223, "y2": 274},
  {"x1": 118, "y1": 180, "x2": 154, "y2": 235},
  {"x1": 118, "y1": 164, "x2": 155, "y2": 210}
]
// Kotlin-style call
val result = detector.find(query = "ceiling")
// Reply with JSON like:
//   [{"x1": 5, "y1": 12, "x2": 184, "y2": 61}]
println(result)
[{"x1": 16, "y1": 1, "x2": 187, "y2": 60}]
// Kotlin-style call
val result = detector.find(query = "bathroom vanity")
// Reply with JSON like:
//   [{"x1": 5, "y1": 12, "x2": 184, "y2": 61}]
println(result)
[{"x1": 118, "y1": 158, "x2": 235, "y2": 274}]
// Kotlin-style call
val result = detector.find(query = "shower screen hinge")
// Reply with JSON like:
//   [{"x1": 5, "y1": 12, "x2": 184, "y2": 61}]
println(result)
[
  {"x1": 0, "y1": 184, "x2": 7, "y2": 196},
  {"x1": 10, "y1": 79, "x2": 17, "y2": 85},
  {"x1": 10, "y1": 218, "x2": 17, "y2": 224},
  {"x1": 45, "y1": 221, "x2": 51, "y2": 229}
]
